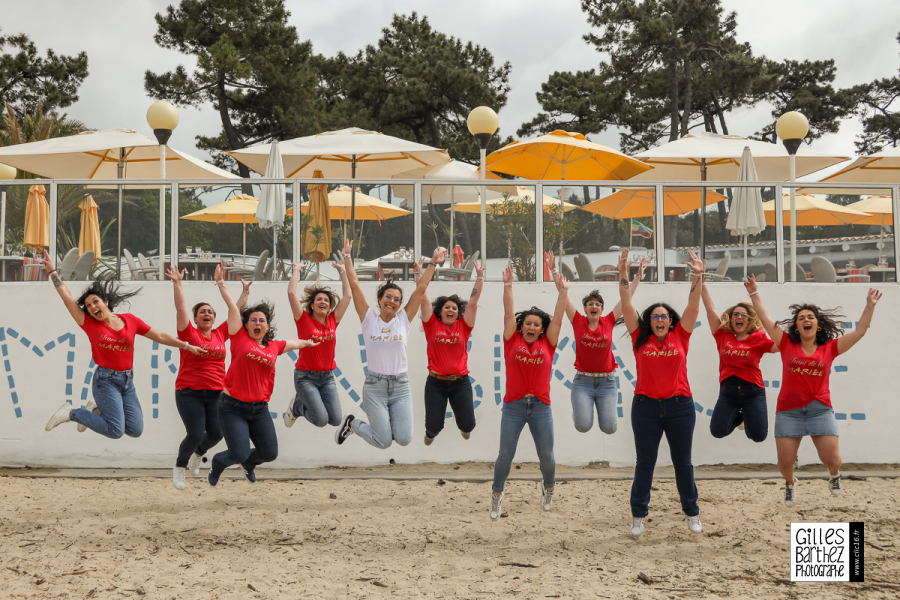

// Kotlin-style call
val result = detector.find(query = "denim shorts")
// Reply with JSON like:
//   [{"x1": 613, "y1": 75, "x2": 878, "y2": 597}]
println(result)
[{"x1": 774, "y1": 400, "x2": 839, "y2": 438}]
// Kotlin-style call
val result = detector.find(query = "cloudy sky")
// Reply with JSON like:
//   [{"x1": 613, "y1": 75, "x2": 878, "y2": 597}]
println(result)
[{"x1": 3, "y1": 0, "x2": 899, "y2": 166}]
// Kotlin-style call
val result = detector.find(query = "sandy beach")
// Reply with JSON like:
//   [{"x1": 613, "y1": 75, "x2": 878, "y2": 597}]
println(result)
[{"x1": 1, "y1": 464, "x2": 898, "y2": 599}]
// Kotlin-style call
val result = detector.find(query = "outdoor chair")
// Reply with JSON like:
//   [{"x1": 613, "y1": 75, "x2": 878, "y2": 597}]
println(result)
[
  {"x1": 705, "y1": 253, "x2": 731, "y2": 281},
  {"x1": 123, "y1": 248, "x2": 159, "y2": 281},
  {"x1": 810, "y1": 256, "x2": 869, "y2": 283},
  {"x1": 560, "y1": 262, "x2": 576, "y2": 282},
  {"x1": 435, "y1": 250, "x2": 479, "y2": 281},
  {"x1": 226, "y1": 249, "x2": 270, "y2": 281},
  {"x1": 574, "y1": 253, "x2": 595, "y2": 281},
  {"x1": 71, "y1": 251, "x2": 95, "y2": 280},
  {"x1": 56, "y1": 248, "x2": 81, "y2": 279}
]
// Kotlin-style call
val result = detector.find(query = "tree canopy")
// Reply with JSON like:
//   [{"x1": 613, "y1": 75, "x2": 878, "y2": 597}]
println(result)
[{"x1": 848, "y1": 32, "x2": 899, "y2": 153}]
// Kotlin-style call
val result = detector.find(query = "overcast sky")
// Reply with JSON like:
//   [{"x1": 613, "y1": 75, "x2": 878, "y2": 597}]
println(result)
[{"x1": 2, "y1": 0, "x2": 899, "y2": 167}]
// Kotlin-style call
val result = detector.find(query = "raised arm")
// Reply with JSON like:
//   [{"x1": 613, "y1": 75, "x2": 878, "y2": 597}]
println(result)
[
  {"x1": 744, "y1": 275, "x2": 783, "y2": 346},
  {"x1": 463, "y1": 262, "x2": 485, "y2": 328},
  {"x1": 680, "y1": 251, "x2": 704, "y2": 333},
  {"x1": 41, "y1": 250, "x2": 84, "y2": 326},
  {"x1": 700, "y1": 279, "x2": 721, "y2": 334},
  {"x1": 236, "y1": 278, "x2": 252, "y2": 311},
  {"x1": 546, "y1": 274, "x2": 569, "y2": 346},
  {"x1": 287, "y1": 263, "x2": 305, "y2": 321},
  {"x1": 611, "y1": 258, "x2": 645, "y2": 318},
  {"x1": 405, "y1": 247, "x2": 447, "y2": 322},
  {"x1": 342, "y1": 239, "x2": 370, "y2": 322},
  {"x1": 283, "y1": 338, "x2": 320, "y2": 353},
  {"x1": 165, "y1": 266, "x2": 191, "y2": 332},
  {"x1": 616, "y1": 249, "x2": 639, "y2": 333},
  {"x1": 837, "y1": 288, "x2": 882, "y2": 354},
  {"x1": 412, "y1": 262, "x2": 433, "y2": 322},
  {"x1": 215, "y1": 260, "x2": 242, "y2": 335},
  {"x1": 331, "y1": 260, "x2": 352, "y2": 324},
  {"x1": 502, "y1": 264, "x2": 517, "y2": 340},
  {"x1": 547, "y1": 251, "x2": 577, "y2": 321},
  {"x1": 142, "y1": 328, "x2": 206, "y2": 355}
]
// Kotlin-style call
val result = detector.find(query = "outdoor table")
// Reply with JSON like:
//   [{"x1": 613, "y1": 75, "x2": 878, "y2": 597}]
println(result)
[
  {"x1": 867, "y1": 267, "x2": 896, "y2": 282},
  {"x1": 177, "y1": 255, "x2": 223, "y2": 280},
  {"x1": 0, "y1": 256, "x2": 23, "y2": 282}
]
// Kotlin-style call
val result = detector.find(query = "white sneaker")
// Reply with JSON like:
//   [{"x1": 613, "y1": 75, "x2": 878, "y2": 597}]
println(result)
[
  {"x1": 829, "y1": 473, "x2": 843, "y2": 496},
  {"x1": 282, "y1": 404, "x2": 297, "y2": 428},
  {"x1": 489, "y1": 492, "x2": 503, "y2": 520},
  {"x1": 784, "y1": 479, "x2": 797, "y2": 507},
  {"x1": 187, "y1": 453, "x2": 202, "y2": 476},
  {"x1": 45, "y1": 402, "x2": 73, "y2": 431},
  {"x1": 77, "y1": 397, "x2": 97, "y2": 433},
  {"x1": 172, "y1": 467, "x2": 187, "y2": 490},
  {"x1": 541, "y1": 487, "x2": 554, "y2": 511},
  {"x1": 631, "y1": 517, "x2": 645, "y2": 537},
  {"x1": 687, "y1": 515, "x2": 703, "y2": 534}
]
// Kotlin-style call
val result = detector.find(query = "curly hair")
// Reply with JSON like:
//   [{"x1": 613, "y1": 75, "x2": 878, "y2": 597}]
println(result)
[
  {"x1": 376, "y1": 280, "x2": 403, "y2": 303},
  {"x1": 581, "y1": 290, "x2": 605, "y2": 308},
  {"x1": 719, "y1": 302, "x2": 762, "y2": 334},
  {"x1": 633, "y1": 303, "x2": 681, "y2": 350},
  {"x1": 778, "y1": 303, "x2": 845, "y2": 344},
  {"x1": 77, "y1": 273, "x2": 141, "y2": 313},
  {"x1": 432, "y1": 294, "x2": 467, "y2": 319},
  {"x1": 302, "y1": 286, "x2": 338, "y2": 315},
  {"x1": 515, "y1": 306, "x2": 551, "y2": 338},
  {"x1": 241, "y1": 302, "x2": 277, "y2": 346},
  {"x1": 191, "y1": 302, "x2": 215, "y2": 318}
]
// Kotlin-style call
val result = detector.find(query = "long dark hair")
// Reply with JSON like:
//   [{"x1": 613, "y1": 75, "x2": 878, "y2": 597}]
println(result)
[
  {"x1": 515, "y1": 306, "x2": 551, "y2": 338},
  {"x1": 76, "y1": 274, "x2": 140, "y2": 313},
  {"x1": 778, "y1": 303, "x2": 844, "y2": 344},
  {"x1": 633, "y1": 302, "x2": 681, "y2": 350},
  {"x1": 433, "y1": 294, "x2": 467, "y2": 319},
  {"x1": 302, "y1": 285, "x2": 338, "y2": 315},
  {"x1": 241, "y1": 302, "x2": 276, "y2": 346}
]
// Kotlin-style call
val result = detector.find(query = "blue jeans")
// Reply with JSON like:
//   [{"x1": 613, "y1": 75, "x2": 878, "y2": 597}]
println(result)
[
  {"x1": 571, "y1": 374, "x2": 618, "y2": 434},
  {"x1": 709, "y1": 376, "x2": 768, "y2": 442},
  {"x1": 630, "y1": 394, "x2": 699, "y2": 518},
  {"x1": 211, "y1": 394, "x2": 278, "y2": 475},
  {"x1": 492, "y1": 396, "x2": 555, "y2": 493},
  {"x1": 174, "y1": 388, "x2": 223, "y2": 467},
  {"x1": 290, "y1": 369, "x2": 342, "y2": 427},
  {"x1": 70, "y1": 366, "x2": 142, "y2": 439},
  {"x1": 351, "y1": 372, "x2": 412, "y2": 449}
]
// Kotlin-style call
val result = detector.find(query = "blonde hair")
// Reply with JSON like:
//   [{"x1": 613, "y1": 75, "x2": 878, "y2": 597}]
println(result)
[{"x1": 719, "y1": 302, "x2": 762, "y2": 334}]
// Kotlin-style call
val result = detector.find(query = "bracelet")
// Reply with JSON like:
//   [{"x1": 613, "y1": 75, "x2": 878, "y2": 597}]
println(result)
[
  {"x1": 182, "y1": 340, "x2": 189, "y2": 349},
  {"x1": 47, "y1": 269, "x2": 58, "y2": 275},
  {"x1": 748, "y1": 291, "x2": 759, "y2": 296}
]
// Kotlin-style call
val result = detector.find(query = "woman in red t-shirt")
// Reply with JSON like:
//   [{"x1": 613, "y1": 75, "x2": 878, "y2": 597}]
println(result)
[
  {"x1": 618, "y1": 248, "x2": 705, "y2": 538},
  {"x1": 206, "y1": 263, "x2": 318, "y2": 486},
  {"x1": 546, "y1": 251, "x2": 643, "y2": 435},
  {"x1": 745, "y1": 275, "x2": 881, "y2": 507},
  {"x1": 42, "y1": 252, "x2": 206, "y2": 439},
  {"x1": 489, "y1": 264, "x2": 567, "y2": 521},
  {"x1": 417, "y1": 261, "x2": 485, "y2": 446},
  {"x1": 700, "y1": 285, "x2": 776, "y2": 443},
  {"x1": 282, "y1": 260, "x2": 351, "y2": 431},
  {"x1": 166, "y1": 266, "x2": 251, "y2": 490}
]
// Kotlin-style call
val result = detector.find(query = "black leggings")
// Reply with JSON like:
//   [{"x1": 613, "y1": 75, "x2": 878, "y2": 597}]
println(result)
[
  {"x1": 174, "y1": 388, "x2": 223, "y2": 467},
  {"x1": 424, "y1": 375, "x2": 476, "y2": 438},
  {"x1": 211, "y1": 394, "x2": 278, "y2": 475}
]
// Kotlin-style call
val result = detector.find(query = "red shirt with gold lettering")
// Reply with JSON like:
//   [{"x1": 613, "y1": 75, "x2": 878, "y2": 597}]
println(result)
[
  {"x1": 776, "y1": 336, "x2": 839, "y2": 411},
  {"x1": 294, "y1": 312, "x2": 339, "y2": 371},
  {"x1": 572, "y1": 312, "x2": 617, "y2": 373},
  {"x1": 713, "y1": 329, "x2": 774, "y2": 387},
  {"x1": 631, "y1": 322, "x2": 692, "y2": 399},
  {"x1": 176, "y1": 321, "x2": 229, "y2": 390},
  {"x1": 80, "y1": 313, "x2": 150, "y2": 371},
  {"x1": 423, "y1": 315, "x2": 473, "y2": 376},
  {"x1": 224, "y1": 327, "x2": 287, "y2": 403},
  {"x1": 503, "y1": 331, "x2": 556, "y2": 405}
]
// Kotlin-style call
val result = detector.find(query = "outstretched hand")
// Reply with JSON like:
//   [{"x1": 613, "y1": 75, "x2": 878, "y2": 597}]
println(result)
[
  {"x1": 431, "y1": 246, "x2": 448, "y2": 266},
  {"x1": 215, "y1": 259, "x2": 226, "y2": 283},
  {"x1": 474, "y1": 262, "x2": 485, "y2": 279},
  {"x1": 40, "y1": 249, "x2": 55, "y2": 274},
  {"x1": 502, "y1": 264, "x2": 513, "y2": 285},
  {"x1": 687, "y1": 250, "x2": 704, "y2": 276},
  {"x1": 185, "y1": 344, "x2": 207, "y2": 356},
  {"x1": 342, "y1": 238, "x2": 352, "y2": 257},
  {"x1": 617, "y1": 248, "x2": 629, "y2": 277},
  {"x1": 165, "y1": 265, "x2": 185, "y2": 282},
  {"x1": 866, "y1": 288, "x2": 883, "y2": 307},
  {"x1": 744, "y1": 274, "x2": 758, "y2": 296}
]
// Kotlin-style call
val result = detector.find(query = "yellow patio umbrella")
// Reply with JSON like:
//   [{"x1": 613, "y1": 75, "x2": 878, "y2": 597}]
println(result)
[
  {"x1": 762, "y1": 194, "x2": 871, "y2": 226},
  {"x1": 845, "y1": 195, "x2": 893, "y2": 225},
  {"x1": 23, "y1": 184, "x2": 50, "y2": 251},
  {"x1": 581, "y1": 187, "x2": 728, "y2": 219},
  {"x1": 78, "y1": 195, "x2": 101, "y2": 263},
  {"x1": 181, "y1": 193, "x2": 259, "y2": 256},
  {"x1": 301, "y1": 170, "x2": 332, "y2": 265},
  {"x1": 290, "y1": 186, "x2": 411, "y2": 222},
  {"x1": 451, "y1": 187, "x2": 578, "y2": 214},
  {"x1": 486, "y1": 130, "x2": 651, "y2": 180}
]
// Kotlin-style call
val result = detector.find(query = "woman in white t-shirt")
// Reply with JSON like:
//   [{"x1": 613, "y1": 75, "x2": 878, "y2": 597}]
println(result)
[{"x1": 335, "y1": 239, "x2": 448, "y2": 448}]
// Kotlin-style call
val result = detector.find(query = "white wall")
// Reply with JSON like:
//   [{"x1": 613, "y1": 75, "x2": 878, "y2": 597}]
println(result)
[{"x1": 1, "y1": 280, "x2": 896, "y2": 468}]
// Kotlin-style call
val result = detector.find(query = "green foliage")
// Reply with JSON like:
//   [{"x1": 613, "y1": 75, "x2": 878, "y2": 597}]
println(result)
[{"x1": 848, "y1": 32, "x2": 899, "y2": 154}]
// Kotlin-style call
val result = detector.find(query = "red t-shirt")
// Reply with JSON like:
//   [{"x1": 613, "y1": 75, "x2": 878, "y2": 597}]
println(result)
[
  {"x1": 294, "y1": 312, "x2": 339, "y2": 371},
  {"x1": 631, "y1": 322, "x2": 692, "y2": 399},
  {"x1": 776, "y1": 336, "x2": 840, "y2": 411},
  {"x1": 423, "y1": 315, "x2": 473, "y2": 376},
  {"x1": 80, "y1": 313, "x2": 151, "y2": 371},
  {"x1": 176, "y1": 321, "x2": 229, "y2": 390},
  {"x1": 713, "y1": 328, "x2": 774, "y2": 387},
  {"x1": 224, "y1": 327, "x2": 287, "y2": 403},
  {"x1": 503, "y1": 331, "x2": 556, "y2": 405},
  {"x1": 572, "y1": 312, "x2": 617, "y2": 373}
]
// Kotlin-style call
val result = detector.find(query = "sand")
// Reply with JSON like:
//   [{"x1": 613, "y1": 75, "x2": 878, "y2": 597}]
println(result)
[{"x1": 1, "y1": 465, "x2": 898, "y2": 599}]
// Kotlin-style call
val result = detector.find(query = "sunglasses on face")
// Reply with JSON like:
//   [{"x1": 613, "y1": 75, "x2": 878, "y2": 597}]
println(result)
[
  {"x1": 732, "y1": 313, "x2": 749, "y2": 319},
  {"x1": 249, "y1": 317, "x2": 268, "y2": 324},
  {"x1": 650, "y1": 314, "x2": 670, "y2": 321},
  {"x1": 382, "y1": 295, "x2": 402, "y2": 303}
]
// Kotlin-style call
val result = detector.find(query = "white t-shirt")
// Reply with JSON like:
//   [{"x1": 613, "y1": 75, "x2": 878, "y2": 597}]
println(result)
[{"x1": 361, "y1": 308, "x2": 410, "y2": 375}]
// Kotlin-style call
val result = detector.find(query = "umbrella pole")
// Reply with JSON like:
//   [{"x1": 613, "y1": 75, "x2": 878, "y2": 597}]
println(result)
[
  {"x1": 116, "y1": 148, "x2": 125, "y2": 279},
  {"x1": 350, "y1": 156, "x2": 357, "y2": 248},
  {"x1": 1, "y1": 190, "x2": 6, "y2": 257},
  {"x1": 242, "y1": 223, "x2": 247, "y2": 259},
  {"x1": 700, "y1": 159, "x2": 707, "y2": 262},
  {"x1": 449, "y1": 188, "x2": 455, "y2": 249},
  {"x1": 743, "y1": 234, "x2": 748, "y2": 279}
]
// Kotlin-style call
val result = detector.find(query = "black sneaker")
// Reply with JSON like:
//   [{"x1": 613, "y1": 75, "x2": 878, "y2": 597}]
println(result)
[
  {"x1": 829, "y1": 473, "x2": 843, "y2": 496},
  {"x1": 208, "y1": 468, "x2": 222, "y2": 487},
  {"x1": 784, "y1": 479, "x2": 797, "y2": 507},
  {"x1": 242, "y1": 463, "x2": 257, "y2": 483},
  {"x1": 335, "y1": 414, "x2": 355, "y2": 445}
]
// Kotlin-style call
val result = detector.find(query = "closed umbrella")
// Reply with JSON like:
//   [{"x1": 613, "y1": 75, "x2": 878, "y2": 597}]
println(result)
[
  {"x1": 24, "y1": 184, "x2": 50, "y2": 251},
  {"x1": 78, "y1": 194, "x2": 101, "y2": 263},
  {"x1": 762, "y1": 194, "x2": 871, "y2": 226},
  {"x1": 256, "y1": 141, "x2": 286, "y2": 278},
  {"x1": 181, "y1": 193, "x2": 259, "y2": 257},
  {"x1": 301, "y1": 170, "x2": 332, "y2": 268},
  {"x1": 580, "y1": 187, "x2": 727, "y2": 218},
  {"x1": 725, "y1": 147, "x2": 766, "y2": 277}
]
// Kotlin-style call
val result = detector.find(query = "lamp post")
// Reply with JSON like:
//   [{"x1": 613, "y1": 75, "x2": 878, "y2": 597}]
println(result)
[
  {"x1": 776, "y1": 111, "x2": 809, "y2": 282},
  {"x1": 147, "y1": 101, "x2": 179, "y2": 279},
  {"x1": 0, "y1": 163, "x2": 16, "y2": 268},
  {"x1": 467, "y1": 106, "x2": 499, "y2": 274}
]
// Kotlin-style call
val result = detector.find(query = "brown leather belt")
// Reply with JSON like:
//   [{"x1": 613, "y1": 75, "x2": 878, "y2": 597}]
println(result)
[{"x1": 428, "y1": 371, "x2": 463, "y2": 381}]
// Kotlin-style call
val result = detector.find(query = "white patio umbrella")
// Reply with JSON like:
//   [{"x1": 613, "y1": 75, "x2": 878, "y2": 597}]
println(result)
[
  {"x1": 229, "y1": 127, "x2": 450, "y2": 241},
  {"x1": 725, "y1": 147, "x2": 766, "y2": 278},
  {"x1": 256, "y1": 142, "x2": 286, "y2": 278}
]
